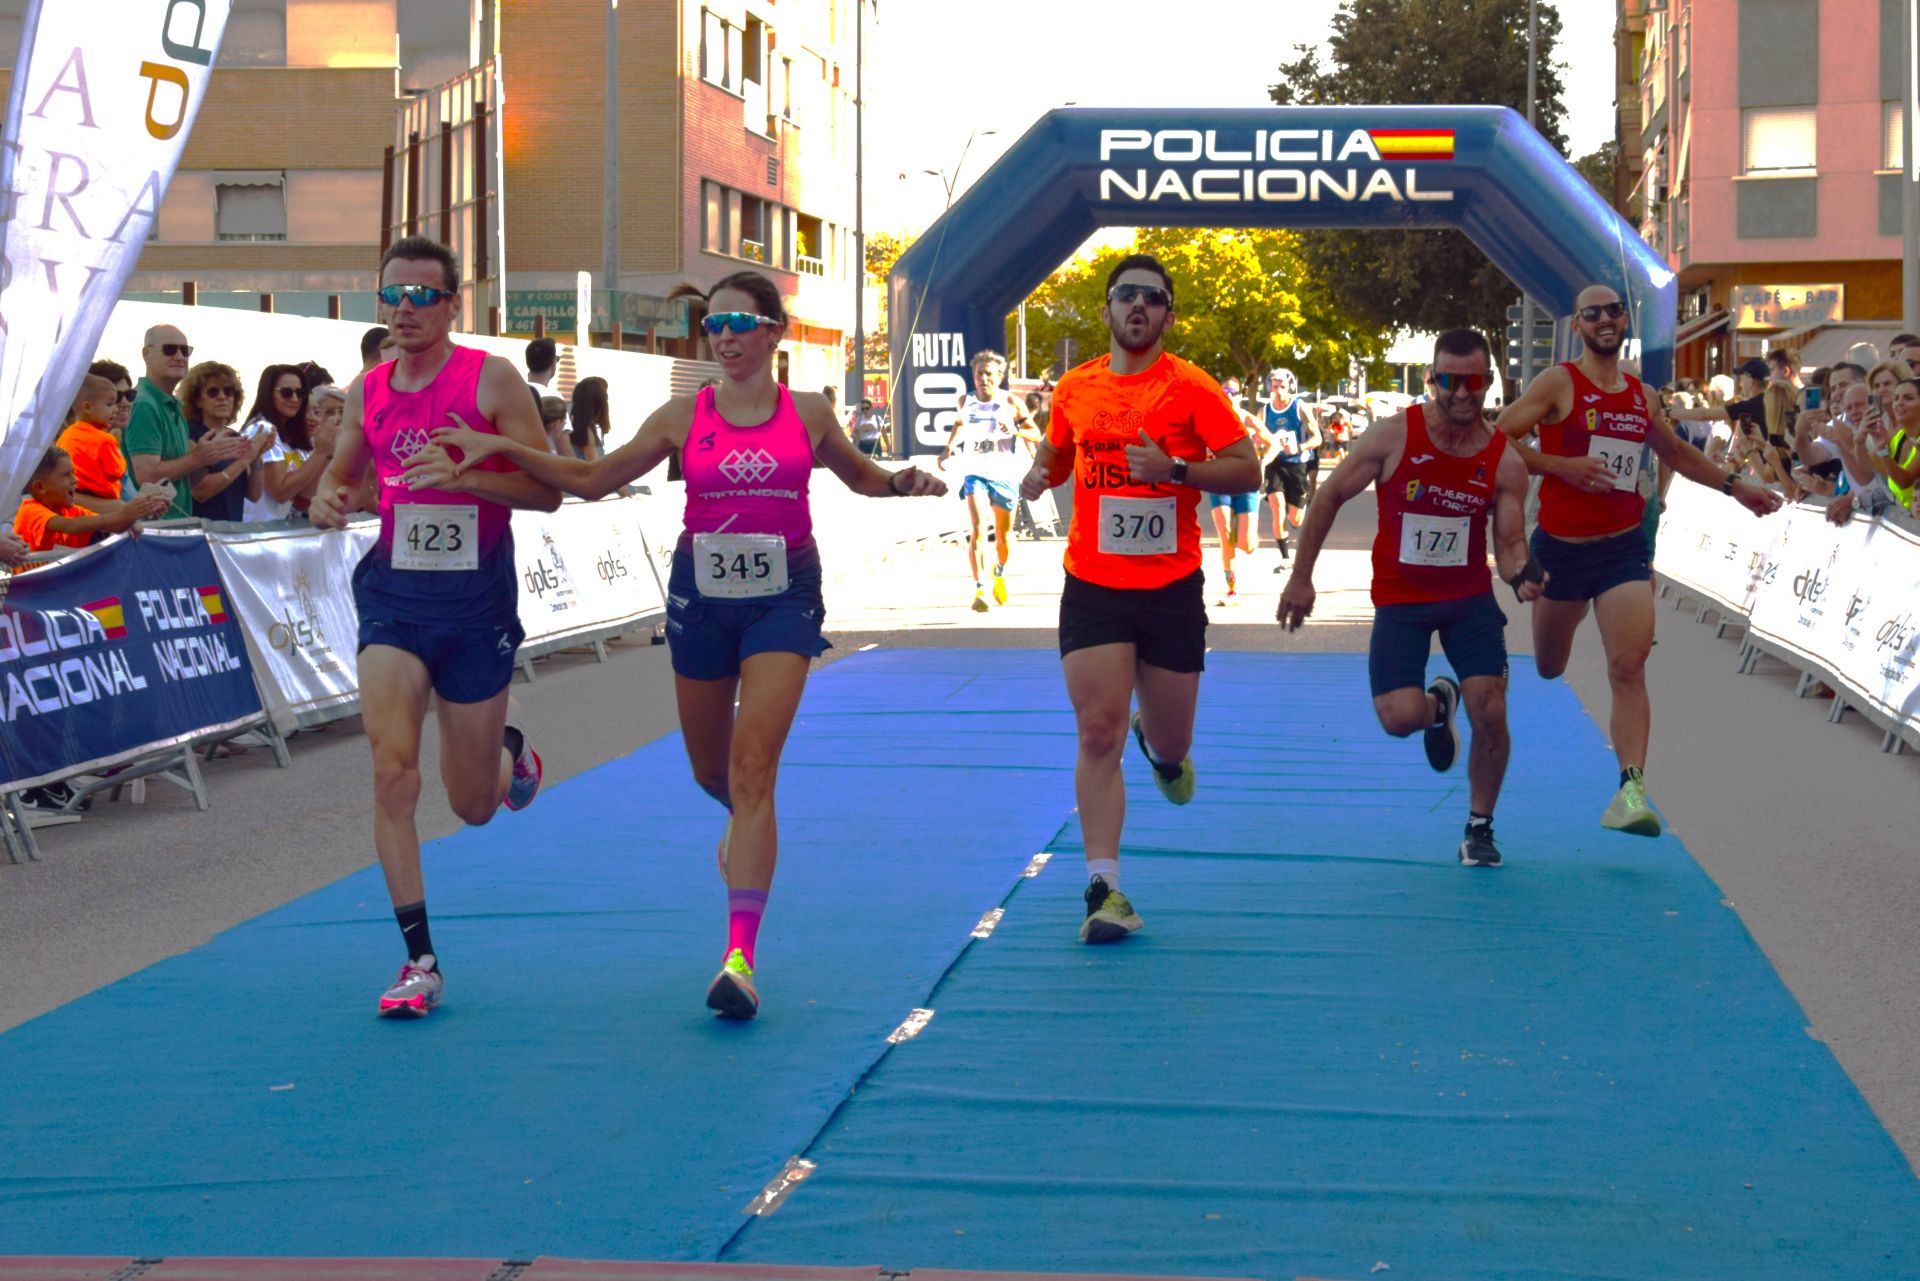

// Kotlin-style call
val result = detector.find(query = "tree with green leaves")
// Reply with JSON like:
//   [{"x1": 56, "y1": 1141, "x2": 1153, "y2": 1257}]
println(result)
[
  {"x1": 1270, "y1": 0, "x2": 1571, "y2": 346},
  {"x1": 1012, "y1": 229, "x2": 1391, "y2": 389}
]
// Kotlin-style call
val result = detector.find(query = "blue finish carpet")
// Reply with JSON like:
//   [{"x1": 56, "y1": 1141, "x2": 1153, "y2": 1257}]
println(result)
[{"x1": 3, "y1": 650, "x2": 1916, "y2": 1280}]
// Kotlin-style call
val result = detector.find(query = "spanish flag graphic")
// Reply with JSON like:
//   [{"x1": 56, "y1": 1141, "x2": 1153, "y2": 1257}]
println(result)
[
  {"x1": 82, "y1": 596, "x2": 127, "y2": 639},
  {"x1": 198, "y1": 585, "x2": 230, "y2": 625},
  {"x1": 1370, "y1": 129, "x2": 1455, "y2": 161}
]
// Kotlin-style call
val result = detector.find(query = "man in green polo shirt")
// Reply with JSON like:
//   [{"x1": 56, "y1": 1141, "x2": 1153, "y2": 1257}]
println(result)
[{"x1": 125, "y1": 323, "x2": 244, "y2": 519}]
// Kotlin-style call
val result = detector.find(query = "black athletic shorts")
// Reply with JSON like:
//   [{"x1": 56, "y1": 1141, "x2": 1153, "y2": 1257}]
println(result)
[
  {"x1": 1264, "y1": 458, "x2": 1313, "y2": 506},
  {"x1": 1530, "y1": 525, "x2": 1652, "y2": 604},
  {"x1": 1059, "y1": 568, "x2": 1207, "y2": 673}
]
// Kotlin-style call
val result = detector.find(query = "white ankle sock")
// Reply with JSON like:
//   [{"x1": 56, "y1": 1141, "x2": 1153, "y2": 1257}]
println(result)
[{"x1": 1086, "y1": 859, "x2": 1120, "y2": 889}]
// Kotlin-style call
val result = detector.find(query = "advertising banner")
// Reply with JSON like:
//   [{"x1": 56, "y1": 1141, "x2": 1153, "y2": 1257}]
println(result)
[
  {"x1": 207, "y1": 520, "x2": 378, "y2": 731},
  {"x1": 0, "y1": 0, "x2": 233, "y2": 512},
  {"x1": 512, "y1": 496, "x2": 667, "y2": 651},
  {"x1": 0, "y1": 531, "x2": 262, "y2": 790}
]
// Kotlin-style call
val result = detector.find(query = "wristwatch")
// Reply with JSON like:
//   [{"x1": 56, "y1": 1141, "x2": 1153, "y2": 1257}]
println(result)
[
  {"x1": 1721, "y1": 470, "x2": 1739, "y2": 495},
  {"x1": 1170, "y1": 457, "x2": 1189, "y2": 485}
]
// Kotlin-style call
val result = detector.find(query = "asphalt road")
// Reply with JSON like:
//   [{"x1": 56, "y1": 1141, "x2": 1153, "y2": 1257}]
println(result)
[{"x1": 4, "y1": 487, "x2": 1916, "y2": 1174}]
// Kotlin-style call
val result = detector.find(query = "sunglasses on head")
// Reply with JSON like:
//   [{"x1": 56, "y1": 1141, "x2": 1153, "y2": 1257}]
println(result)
[
  {"x1": 1430, "y1": 371, "x2": 1492, "y2": 393},
  {"x1": 701, "y1": 311, "x2": 779, "y2": 335},
  {"x1": 377, "y1": 283, "x2": 455, "y2": 308},
  {"x1": 1578, "y1": 302, "x2": 1627, "y2": 322},
  {"x1": 157, "y1": 343, "x2": 192, "y2": 358},
  {"x1": 1108, "y1": 284, "x2": 1172, "y2": 308}
]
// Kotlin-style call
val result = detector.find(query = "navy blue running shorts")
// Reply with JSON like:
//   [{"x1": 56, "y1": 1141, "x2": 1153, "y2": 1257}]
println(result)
[
  {"x1": 1529, "y1": 525, "x2": 1652, "y2": 604},
  {"x1": 1368, "y1": 593, "x2": 1509, "y2": 699},
  {"x1": 358, "y1": 615, "x2": 525, "y2": 704},
  {"x1": 667, "y1": 550, "x2": 830, "y2": 681}
]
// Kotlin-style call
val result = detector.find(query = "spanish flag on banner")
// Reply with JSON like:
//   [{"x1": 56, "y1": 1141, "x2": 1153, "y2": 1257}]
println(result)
[
  {"x1": 1370, "y1": 130, "x2": 1455, "y2": 161},
  {"x1": 198, "y1": 585, "x2": 230, "y2": 625},
  {"x1": 82, "y1": 596, "x2": 127, "y2": 639}
]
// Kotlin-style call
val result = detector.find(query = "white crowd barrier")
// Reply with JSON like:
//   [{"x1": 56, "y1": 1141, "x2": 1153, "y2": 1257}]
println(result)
[{"x1": 1656, "y1": 484, "x2": 1920, "y2": 751}]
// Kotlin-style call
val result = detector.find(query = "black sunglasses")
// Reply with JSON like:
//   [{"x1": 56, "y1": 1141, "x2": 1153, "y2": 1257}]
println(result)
[
  {"x1": 1109, "y1": 284, "x2": 1172, "y2": 308},
  {"x1": 157, "y1": 342, "x2": 192, "y2": 358},
  {"x1": 1577, "y1": 302, "x2": 1627, "y2": 322},
  {"x1": 115, "y1": 389, "x2": 135, "y2": 403}
]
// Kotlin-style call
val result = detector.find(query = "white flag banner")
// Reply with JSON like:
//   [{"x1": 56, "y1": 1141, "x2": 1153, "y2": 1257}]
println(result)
[{"x1": 0, "y1": 0, "x2": 231, "y2": 510}]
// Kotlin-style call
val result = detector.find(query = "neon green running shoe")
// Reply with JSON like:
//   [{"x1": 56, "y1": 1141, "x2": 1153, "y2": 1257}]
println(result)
[
  {"x1": 1080, "y1": 876, "x2": 1144, "y2": 943},
  {"x1": 992, "y1": 567, "x2": 1009, "y2": 605},
  {"x1": 1600, "y1": 770, "x2": 1662, "y2": 837},
  {"x1": 706, "y1": 947, "x2": 759, "y2": 1019},
  {"x1": 1130, "y1": 712, "x2": 1196, "y2": 805}
]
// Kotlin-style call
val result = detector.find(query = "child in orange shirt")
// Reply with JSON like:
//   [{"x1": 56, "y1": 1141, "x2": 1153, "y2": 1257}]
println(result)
[
  {"x1": 55, "y1": 373, "x2": 131, "y2": 506},
  {"x1": 13, "y1": 446, "x2": 165, "y2": 556}
]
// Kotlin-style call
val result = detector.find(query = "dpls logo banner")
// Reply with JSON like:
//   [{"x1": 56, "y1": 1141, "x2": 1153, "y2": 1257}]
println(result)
[{"x1": 0, "y1": 0, "x2": 232, "y2": 514}]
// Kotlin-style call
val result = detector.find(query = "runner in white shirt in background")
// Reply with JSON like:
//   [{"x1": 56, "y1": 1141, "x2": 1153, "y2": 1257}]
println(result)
[{"x1": 938, "y1": 349, "x2": 1042, "y2": 612}]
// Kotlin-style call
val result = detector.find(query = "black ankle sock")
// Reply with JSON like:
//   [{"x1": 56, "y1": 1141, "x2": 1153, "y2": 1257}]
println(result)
[
  {"x1": 503, "y1": 726, "x2": 524, "y2": 761},
  {"x1": 1467, "y1": 812, "x2": 1494, "y2": 832},
  {"x1": 394, "y1": 901, "x2": 436, "y2": 965}
]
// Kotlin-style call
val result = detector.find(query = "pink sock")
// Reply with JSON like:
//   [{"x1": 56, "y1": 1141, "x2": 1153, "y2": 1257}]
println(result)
[{"x1": 727, "y1": 889, "x2": 768, "y2": 968}]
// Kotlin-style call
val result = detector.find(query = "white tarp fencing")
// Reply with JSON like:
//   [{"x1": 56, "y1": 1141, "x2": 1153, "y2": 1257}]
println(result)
[{"x1": 1656, "y1": 483, "x2": 1920, "y2": 746}]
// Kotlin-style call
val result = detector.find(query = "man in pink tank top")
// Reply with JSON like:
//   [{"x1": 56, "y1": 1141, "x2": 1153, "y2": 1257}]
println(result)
[
  {"x1": 1278, "y1": 329, "x2": 1539, "y2": 867},
  {"x1": 309, "y1": 236, "x2": 562, "y2": 1019},
  {"x1": 1497, "y1": 284, "x2": 1781, "y2": 838}
]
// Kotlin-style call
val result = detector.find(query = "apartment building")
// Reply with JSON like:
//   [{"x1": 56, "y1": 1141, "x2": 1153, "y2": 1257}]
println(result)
[
  {"x1": 1622, "y1": 0, "x2": 1906, "y2": 380},
  {"x1": 387, "y1": 1, "x2": 866, "y2": 385},
  {"x1": 0, "y1": 0, "x2": 408, "y2": 317}
]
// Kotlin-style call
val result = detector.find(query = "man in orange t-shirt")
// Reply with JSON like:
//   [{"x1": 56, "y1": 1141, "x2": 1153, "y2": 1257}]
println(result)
[
  {"x1": 1018, "y1": 253, "x2": 1261, "y2": 945},
  {"x1": 56, "y1": 373, "x2": 131, "y2": 509}
]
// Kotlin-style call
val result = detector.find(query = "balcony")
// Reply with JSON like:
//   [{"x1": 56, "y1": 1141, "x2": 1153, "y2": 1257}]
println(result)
[{"x1": 796, "y1": 254, "x2": 826, "y2": 277}]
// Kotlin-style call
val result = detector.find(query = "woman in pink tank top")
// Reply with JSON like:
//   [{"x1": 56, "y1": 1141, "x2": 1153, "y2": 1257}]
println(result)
[{"x1": 416, "y1": 270, "x2": 947, "y2": 1021}]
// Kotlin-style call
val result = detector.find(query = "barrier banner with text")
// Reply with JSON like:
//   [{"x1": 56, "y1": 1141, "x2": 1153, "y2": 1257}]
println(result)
[
  {"x1": 512, "y1": 498, "x2": 668, "y2": 651},
  {"x1": 207, "y1": 522, "x2": 379, "y2": 732},
  {"x1": 1656, "y1": 486, "x2": 1920, "y2": 734},
  {"x1": 1, "y1": 532, "x2": 263, "y2": 790}
]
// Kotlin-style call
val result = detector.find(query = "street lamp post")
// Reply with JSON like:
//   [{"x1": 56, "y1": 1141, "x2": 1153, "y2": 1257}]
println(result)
[
  {"x1": 1519, "y1": 0, "x2": 1539, "y2": 390},
  {"x1": 849, "y1": 0, "x2": 868, "y2": 417},
  {"x1": 603, "y1": 0, "x2": 620, "y2": 337}
]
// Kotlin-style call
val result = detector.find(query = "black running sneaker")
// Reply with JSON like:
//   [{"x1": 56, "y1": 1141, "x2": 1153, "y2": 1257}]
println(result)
[
  {"x1": 1424, "y1": 675, "x2": 1461, "y2": 773},
  {"x1": 1458, "y1": 821, "x2": 1502, "y2": 868}
]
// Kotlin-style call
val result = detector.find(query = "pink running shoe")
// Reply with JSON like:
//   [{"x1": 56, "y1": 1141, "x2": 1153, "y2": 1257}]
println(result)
[{"x1": 378, "y1": 955, "x2": 443, "y2": 1018}]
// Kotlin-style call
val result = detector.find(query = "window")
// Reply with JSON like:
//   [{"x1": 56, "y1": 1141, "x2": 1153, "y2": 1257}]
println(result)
[
  {"x1": 703, "y1": 181, "x2": 723, "y2": 253},
  {"x1": 796, "y1": 213, "x2": 825, "y2": 275},
  {"x1": 1742, "y1": 107, "x2": 1816, "y2": 176},
  {"x1": 215, "y1": 174, "x2": 287, "y2": 241},
  {"x1": 1885, "y1": 100, "x2": 1904, "y2": 173},
  {"x1": 739, "y1": 195, "x2": 769, "y2": 262},
  {"x1": 701, "y1": 10, "x2": 739, "y2": 93},
  {"x1": 743, "y1": 16, "x2": 765, "y2": 84}
]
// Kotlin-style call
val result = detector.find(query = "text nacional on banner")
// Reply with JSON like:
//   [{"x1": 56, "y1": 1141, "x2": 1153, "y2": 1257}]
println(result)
[
  {"x1": 0, "y1": 0, "x2": 234, "y2": 512},
  {"x1": 0, "y1": 529, "x2": 263, "y2": 792}
]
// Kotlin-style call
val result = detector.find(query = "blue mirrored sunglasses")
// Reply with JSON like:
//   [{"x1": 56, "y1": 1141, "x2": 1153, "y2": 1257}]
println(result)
[
  {"x1": 701, "y1": 311, "x2": 780, "y2": 335},
  {"x1": 377, "y1": 283, "x2": 455, "y2": 308}
]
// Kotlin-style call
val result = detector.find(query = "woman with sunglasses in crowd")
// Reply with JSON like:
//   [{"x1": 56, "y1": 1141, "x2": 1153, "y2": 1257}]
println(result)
[
  {"x1": 242, "y1": 363, "x2": 327, "y2": 522},
  {"x1": 182, "y1": 360, "x2": 274, "y2": 522},
  {"x1": 409, "y1": 269, "x2": 946, "y2": 1021}
]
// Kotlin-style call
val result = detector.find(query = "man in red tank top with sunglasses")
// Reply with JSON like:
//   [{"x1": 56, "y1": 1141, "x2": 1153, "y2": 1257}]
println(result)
[
  {"x1": 1279, "y1": 329, "x2": 1538, "y2": 868},
  {"x1": 1497, "y1": 285, "x2": 1782, "y2": 838}
]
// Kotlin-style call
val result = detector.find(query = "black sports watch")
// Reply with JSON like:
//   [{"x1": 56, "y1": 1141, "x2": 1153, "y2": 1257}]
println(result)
[
  {"x1": 1721, "y1": 470, "x2": 1739, "y2": 495},
  {"x1": 1170, "y1": 457, "x2": 1190, "y2": 485}
]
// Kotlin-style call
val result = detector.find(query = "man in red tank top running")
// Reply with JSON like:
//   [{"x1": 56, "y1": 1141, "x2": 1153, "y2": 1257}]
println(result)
[
  {"x1": 1278, "y1": 329, "x2": 1540, "y2": 867},
  {"x1": 1496, "y1": 284, "x2": 1781, "y2": 837}
]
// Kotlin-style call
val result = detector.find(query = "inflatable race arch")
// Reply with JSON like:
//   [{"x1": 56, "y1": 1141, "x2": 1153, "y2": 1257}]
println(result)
[{"x1": 887, "y1": 106, "x2": 1673, "y2": 455}]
